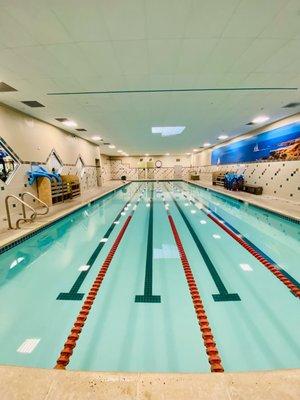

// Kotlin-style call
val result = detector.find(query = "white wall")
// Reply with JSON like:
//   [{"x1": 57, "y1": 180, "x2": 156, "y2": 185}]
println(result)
[
  {"x1": 110, "y1": 154, "x2": 192, "y2": 180},
  {"x1": 0, "y1": 103, "x2": 101, "y2": 232}
]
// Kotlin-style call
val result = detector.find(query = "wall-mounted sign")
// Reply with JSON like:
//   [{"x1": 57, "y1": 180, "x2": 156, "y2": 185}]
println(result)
[{"x1": 211, "y1": 122, "x2": 300, "y2": 165}]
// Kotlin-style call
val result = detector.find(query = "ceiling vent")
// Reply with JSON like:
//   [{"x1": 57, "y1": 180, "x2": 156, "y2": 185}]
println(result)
[
  {"x1": 75, "y1": 128, "x2": 87, "y2": 131},
  {"x1": 282, "y1": 102, "x2": 300, "y2": 108},
  {"x1": 55, "y1": 118, "x2": 68, "y2": 122},
  {"x1": 246, "y1": 122, "x2": 254, "y2": 125},
  {"x1": 103, "y1": 142, "x2": 110, "y2": 145},
  {"x1": 21, "y1": 100, "x2": 45, "y2": 108},
  {"x1": 0, "y1": 82, "x2": 17, "y2": 92}
]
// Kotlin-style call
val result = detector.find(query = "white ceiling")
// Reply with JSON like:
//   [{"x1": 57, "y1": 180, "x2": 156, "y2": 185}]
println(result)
[{"x1": 0, "y1": 0, "x2": 299, "y2": 156}]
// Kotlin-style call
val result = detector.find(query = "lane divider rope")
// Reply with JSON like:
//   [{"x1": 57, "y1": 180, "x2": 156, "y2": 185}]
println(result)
[
  {"x1": 207, "y1": 213, "x2": 300, "y2": 299},
  {"x1": 54, "y1": 186, "x2": 145, "y2": 369},
  {"x1": 172, "y1": 183, "x2": 300, "y2": 299},
  {"x1": 158, "y1": 185, "x2": 224, "y2": 372}
]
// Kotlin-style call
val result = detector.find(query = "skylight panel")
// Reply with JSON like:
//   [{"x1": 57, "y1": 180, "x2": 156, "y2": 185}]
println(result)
[{"x1": 151, "y1": 126, "x2": 185, "y2": 137}]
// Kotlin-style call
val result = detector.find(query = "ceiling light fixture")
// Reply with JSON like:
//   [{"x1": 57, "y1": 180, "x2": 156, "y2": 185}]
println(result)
[
  {"x1": 218, "y1": 135, "x2": 228, "y2": 140},
  {"x1": 145, "y1": 153, "x2": 149, "y2": 156},
  {"x1": 117, "y1": 150, "x2": 123, "y2": 153},
  {"x1": 203, "y1": 142, "x2": 211, "y2": 147},
  {"x1": 186, "y1": 152, "x2": 191, "y2": 155},
  {"x1": 252, "y1": 115, "x2": 270, "y2": 124},
  {"x1": 108, "y1": 144, "x2": 116, "y2": 149},
  {"x1": 62, "y1": 120, "x2": 77, "y2": 128},
  {"x1": 91, "y1": 136, "x2": 101, "y2": 141},
  {"x1": 165, "y1": 153, "x2": 170, "y2": 156},
  {"x1": 193, "y1": 149, "x2": 198, "y2": 152},
  {"x1": 152, "y1": 126, "x2": 185, "y2": 137}
]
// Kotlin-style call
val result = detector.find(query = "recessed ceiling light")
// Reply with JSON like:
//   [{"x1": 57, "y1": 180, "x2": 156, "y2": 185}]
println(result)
[
  {"x1": 109, "y1": 144, "x2": 116, "y2": 149},
  {"x1": 165, "y1": 153, "x2": 170, "y2": 156},
  {"x1": 193, "y1": 149, "x2": 198, "y2": 152},
  {"x1": 91, "y1": 136, "x2": 101, "y2": 141},
  {"x1": 252, "y1": 115, "x2": 270, "y2": 124},
  {"x1": 186, "y1": 152, "x2": 191, "y2": 155},
  {"x1": 152, "y1": 126, "x2": 185, "y2": 137},
  {"x1": 62, "y1": 120, "x2": 77, "y2": 128},
  {"x1": 145, "y1": 153, "x2": 149, "y2": 156},
  {"x1": 203, "y1": 142, "x2": 211, "y2": 147},
  {"x1": 218, "y1": 135, "x2": 228, "y2": 140},
  {"x1": 117, "y1": 150, "x2": 123, "y2": 153},
  {"x1": 123, "y1": 153, "x2": 129, "y2": 156}
]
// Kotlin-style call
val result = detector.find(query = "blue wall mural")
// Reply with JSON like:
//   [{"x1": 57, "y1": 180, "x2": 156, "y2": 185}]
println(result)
[{"x1": 211, "y1": 122, "x2": 300, "y2": 165}]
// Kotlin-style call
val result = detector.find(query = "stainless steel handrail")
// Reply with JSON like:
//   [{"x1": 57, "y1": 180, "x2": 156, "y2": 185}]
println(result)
[
  {"x1": 21, "y1": 192, "x2": 49, "y2": 218},
  {"x1": 5, "y1": 195, "x2": 37, "y2": 229}
]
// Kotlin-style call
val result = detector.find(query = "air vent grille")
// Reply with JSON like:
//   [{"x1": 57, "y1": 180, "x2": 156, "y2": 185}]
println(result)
[
  {"x1": 21, "y1": 100, "x2": 45, "y2": 108},
  {"x1": 246, "y1": 122, "x2": 254, "y2": 125},
  {"x1": 282, "y1": 102, "x2": 300, "y2": 108},
  {"x1": 0, "y1": 82, "x2": 17, "y2": 92},
  {"x1": 75, "y1": 128, "x2": 87, "y2": 131},
  {"x1": 55, "y1": 118, "x2": 68, "y2": 122}
]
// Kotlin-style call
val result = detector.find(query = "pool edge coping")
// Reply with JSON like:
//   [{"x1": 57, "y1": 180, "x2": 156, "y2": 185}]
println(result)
[
  {"x1": 0, "y1": 181, "x2": 130, "y2": 253},
  {"x1": 0, "y1": 365, "x2": 299, "y2": 400},
  {"x1": 184, "y1": 179, "x2": 300, "y2": 223}
]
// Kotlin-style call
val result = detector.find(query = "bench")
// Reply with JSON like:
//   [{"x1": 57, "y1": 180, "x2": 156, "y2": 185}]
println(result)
[{"x1": 243, "y1": 184, "x2": 263, "y2": 195}]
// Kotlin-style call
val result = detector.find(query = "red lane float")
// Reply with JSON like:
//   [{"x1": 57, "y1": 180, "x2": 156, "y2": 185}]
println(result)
[
  {"x1": 207, "y1": 213, "x2": 300, "y2": 299},
  {"x1": 168, "y1": 214, "x2": 224, "y2": 373},
  {"x1": 54, "y1": 216, "x2": 132, "y2": 369}
]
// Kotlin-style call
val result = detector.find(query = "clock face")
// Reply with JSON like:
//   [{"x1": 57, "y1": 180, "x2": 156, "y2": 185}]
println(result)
[{"x1": 155, "y1": 160, "x2": 162, "y2": 168}]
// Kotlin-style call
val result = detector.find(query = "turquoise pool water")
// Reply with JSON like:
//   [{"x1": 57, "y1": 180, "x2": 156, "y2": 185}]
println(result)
[{"x1": 0, "y1": 181, "x2": 299, "y2": 372}]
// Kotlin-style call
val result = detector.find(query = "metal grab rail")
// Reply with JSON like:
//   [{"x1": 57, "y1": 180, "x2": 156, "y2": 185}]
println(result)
[
  {"x1": 21, "y1": 192, "x2": 49, "y2": 218},
  {"x1": 5, "y1": 195, "x2": 37, "y2": 229}
]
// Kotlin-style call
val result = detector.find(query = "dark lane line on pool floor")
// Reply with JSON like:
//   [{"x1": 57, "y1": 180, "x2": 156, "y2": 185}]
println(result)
[
  {"x1": 57, "y1": 184, "x2": 143, "y2": 301},
  {"x1": 173, "y1": 183, "x2": 300, "y2": 298},
  {"x1": 159, "y1": 185, "x2": 224, "y2": 372},
  {"x1": 164, "y1": 184, "x2": 240, "y2": 302},
  {"x1": 55, "y1": 185, "x2": 144, "y2": 369},
  {"x1": 135, "y1": 182, "x2": 161, "y2": 303}
]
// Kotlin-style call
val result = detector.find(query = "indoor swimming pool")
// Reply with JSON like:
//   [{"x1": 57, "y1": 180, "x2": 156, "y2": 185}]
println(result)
[{"x1": 0, "y1": 181, "x2": 299, "y2": 373}]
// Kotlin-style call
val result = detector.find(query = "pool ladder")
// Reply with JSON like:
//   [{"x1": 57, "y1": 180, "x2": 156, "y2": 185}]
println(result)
[{"x1": 5, "y1": 192, "x2": 49, "y2": 229}]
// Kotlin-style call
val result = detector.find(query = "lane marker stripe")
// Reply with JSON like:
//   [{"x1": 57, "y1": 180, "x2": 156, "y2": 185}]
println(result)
[
  {"x1": 174, "y1": 183, "x2": 300, "y2": 298},
  {"x1": 165, "y1": 184, "x2": 240, "y2": 302},
  {"x1": 135, "y1": 183, "x2": 161, "y2": 303},
  {"x1": 57, "y1": 184, "x2": 142, "y2": 301},
  {"x1": 208, "y1": 213, "x2": 300, "y2": 299}
]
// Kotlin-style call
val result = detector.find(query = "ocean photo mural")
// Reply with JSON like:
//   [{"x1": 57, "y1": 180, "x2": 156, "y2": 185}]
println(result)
[{"x1": 211, "y1": 122, "x2": 300, "y2": 165}]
